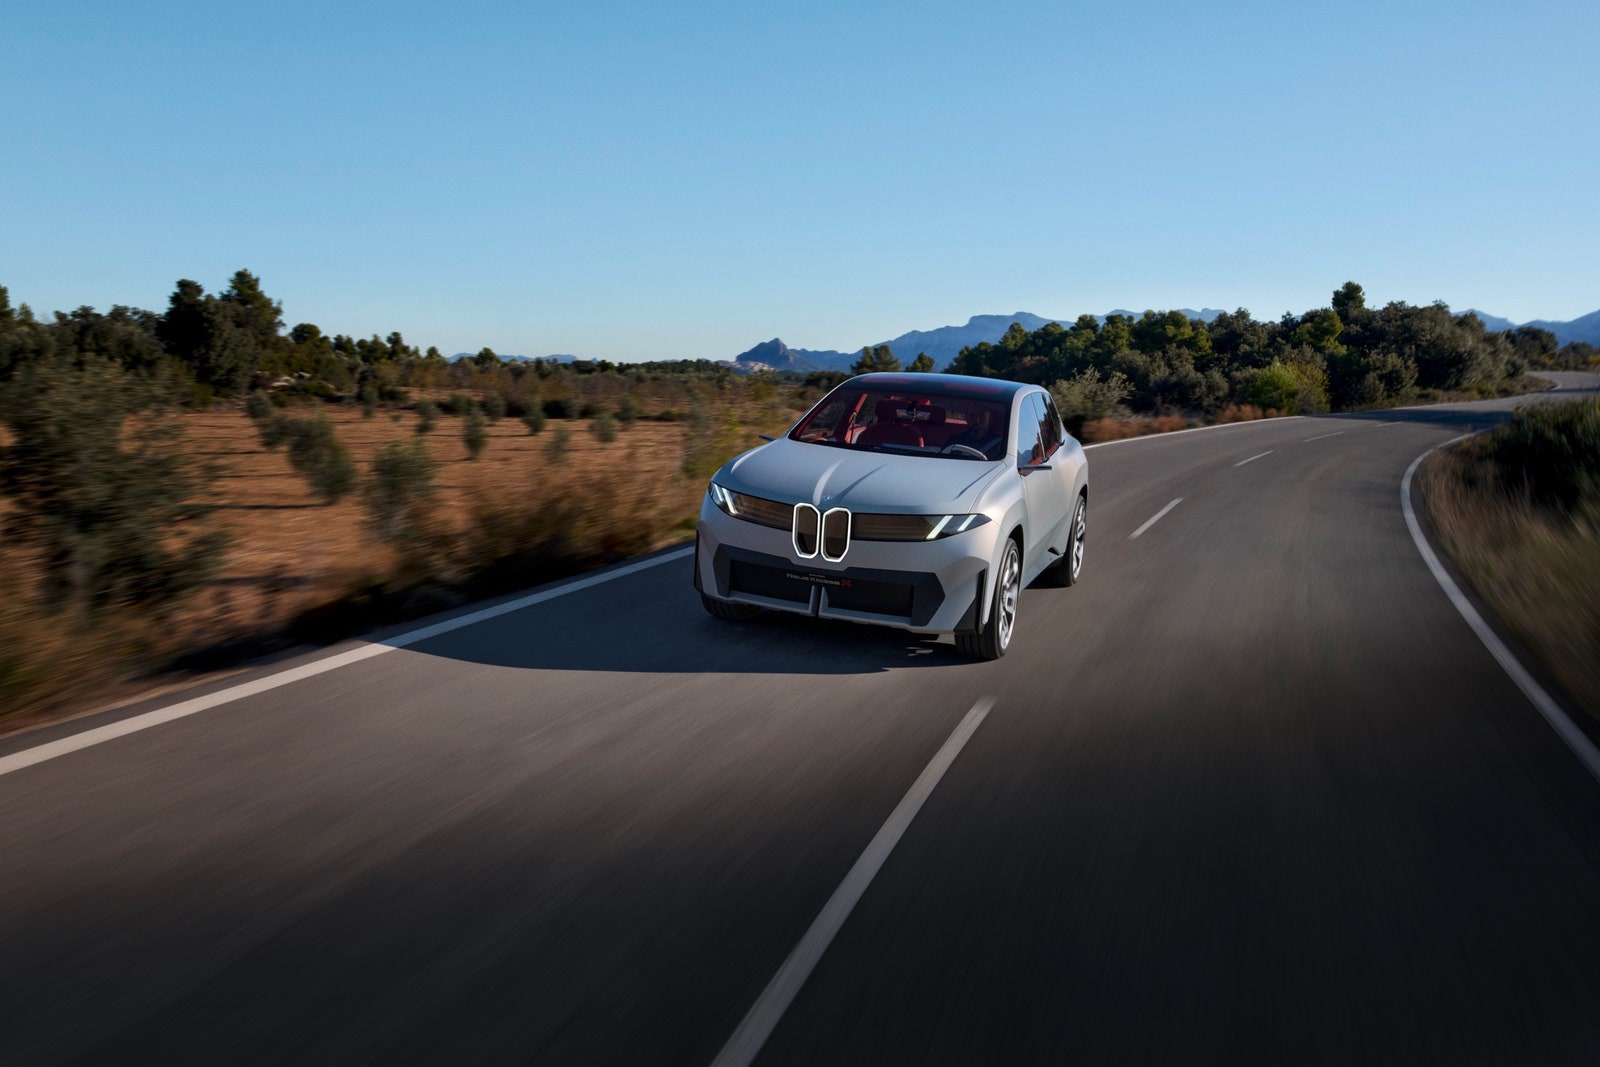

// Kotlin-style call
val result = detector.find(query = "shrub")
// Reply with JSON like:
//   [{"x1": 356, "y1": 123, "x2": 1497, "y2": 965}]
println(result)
[
  {"x1": 546, "y1": 424, "x2": 570, "y2": 460},
  {"x1": 1049, "y1": 369, "x2": 1132, "y2": 437},
  {"x1": 544, "y1": 396, "x2": 581, "y2": 420},
  {"x1": 617, "y1": 393, "x2": 640, "y2": 427},
  {"x1": 245, "y1": 390, "x2": 274, "y2": 422},
  {"x1": 522, "y1": 407, "x2": 547, "y2": 435},
  {"x1": 463, "y1": 409, "x2": 489, "y2": 459},
  {"x1": 1081, "y1": 418, "x2": 1139, "y2": 443},
  {"x1": 1218, "y1": 404, "x2": 1266, "y2": 423},
  {"x1": 415, "y1": 399, "x2": 439, "y2": 434},
  {"x1": 0, "y1": 356, "x2": 229, "y2": 612},
  {"x1": 284, "y1": 413, "x2": 357, "y2": 503},
  {"x1": 484, "y1": 392, "x2": 508, "y2": 422},
  {"x1": 1478, "y1": 396, "x2": 1600, "y2": 523},
  {"x1": 1247, "y1": 359, "x2": 1329, "y2": 415},
  {"x1": 446, "y1": 392, "x2": 473, "y2": 416},
  {"x1": 590, "y1": 411, "x2": 618, "y2": 443},
  {"x1": 256, "y1": 412, "x2": 291, "y2": 449},
  {"x1": 364, "y1": 439, "x2": 438, "y2": 546},
  {"x1": 679, "y1": 396, "x2": 747, "y2": 479}
]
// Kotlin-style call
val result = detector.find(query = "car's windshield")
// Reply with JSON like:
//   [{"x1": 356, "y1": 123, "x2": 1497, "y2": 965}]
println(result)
[{"x1": 789, "y1": 386, "x2": 1012, "y2": 460}]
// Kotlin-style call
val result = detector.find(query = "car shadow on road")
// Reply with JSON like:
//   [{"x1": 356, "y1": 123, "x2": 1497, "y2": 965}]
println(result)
[{"x1": 389, "y1": 569, "x2": 985, "y2": 675}]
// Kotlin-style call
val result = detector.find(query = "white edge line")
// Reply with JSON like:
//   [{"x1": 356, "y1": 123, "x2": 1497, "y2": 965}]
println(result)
[
  {"x1": 1233, "y1": 450, "x2": 1274, "y2": 467},
  {"x1": 710, "y1": 696, "x2": 995, "y2": 1067},
  {"x1": 1401, "y1": 441, "x2": 1600, "y2": 785},
  {"x1": 1128, "y1": 498, "x2": 1183, "y2": 540},
  {"x1": 0, "y1": 546, "x2": 697, "y2": 778}
]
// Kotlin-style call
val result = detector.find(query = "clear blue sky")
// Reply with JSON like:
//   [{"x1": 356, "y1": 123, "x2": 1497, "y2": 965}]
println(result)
[{"x1": 3, "y1": 0, "x2": 1595, "y2": 361}]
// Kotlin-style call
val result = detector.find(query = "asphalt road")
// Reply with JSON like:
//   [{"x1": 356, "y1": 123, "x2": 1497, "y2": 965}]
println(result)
[{"x1": 3, "y1": 374, "x2": 1599, "y2": 1065}]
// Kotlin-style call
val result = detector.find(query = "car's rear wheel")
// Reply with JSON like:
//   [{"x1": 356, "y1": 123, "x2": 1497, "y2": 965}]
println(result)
[
  {"x1": 956, "y1": 537, "x2": 1020, "y2": 660},
  {"x1": 701, "y1": 593, "x2": 760, "y2": 621},
  {"x1": 1042, "y1": 493, "x2": 1086, "y2": 587}
]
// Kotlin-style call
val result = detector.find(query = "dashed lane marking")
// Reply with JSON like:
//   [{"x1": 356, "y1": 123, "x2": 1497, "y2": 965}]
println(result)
[
  {"x1": 711, "y1": 697, "x2": 995, "y2": 1067},
  {"x1": 1129, "y1": 498, "x2": 1183, "y2": 540}
]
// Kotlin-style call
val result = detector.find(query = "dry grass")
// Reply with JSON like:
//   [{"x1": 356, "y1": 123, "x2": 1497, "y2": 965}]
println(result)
[
  {"x1": 1080, "y1": 413, "x2": 1192, "y2": 443},
  {"x1": 167, "y1": 407, "x2": 703, "y2": 637},
  {"x1": 0, "y1": 401, "x2": 777, "y2": 727},
  {"x1": 1419, "y1": 446, "x2": 1600, "y2": 724}
]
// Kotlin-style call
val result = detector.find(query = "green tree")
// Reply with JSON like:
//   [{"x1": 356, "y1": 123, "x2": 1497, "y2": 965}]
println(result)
[
  {"x1": 1290, "y1": 309, "x2": 1345, "y2": 354},
  {"x1": 1507, "y1": 326, "x2": 1559, "y2": 368},
  {"x1": 220, "y1": 269, "x2": 284, "y2": 347},
  {"x1": 908, "y1": 352, "x2": 936, "y2": 373},
  {"x1": 1331, "y1": 281, "x2": 1367, "y2": 319},
  {"x1": 0, "y1": 285, "x2": 58, "y2": 382},
  {"x1": 157, "y1": 279, "x2": 260, "y2": 395},
  {"x1": 851, "y1": 344, "x2": 900, "y2": 375},
  {"x1": 48, "y1": 305, "x2": 166, "y2": 377},
  {"x1": 0, "y1": 357, "x2": 228, "y2": 611}
]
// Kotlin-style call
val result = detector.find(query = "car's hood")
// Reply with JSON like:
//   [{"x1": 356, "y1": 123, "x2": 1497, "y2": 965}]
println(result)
[{"x1": 719, "y1": 438, "x2": 1005, "y2": 513}]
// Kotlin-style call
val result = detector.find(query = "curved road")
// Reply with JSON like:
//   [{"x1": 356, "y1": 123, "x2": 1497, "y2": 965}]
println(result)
[{"x1": 3, "y1": 374, "x2": 1599, "y2": 1065}]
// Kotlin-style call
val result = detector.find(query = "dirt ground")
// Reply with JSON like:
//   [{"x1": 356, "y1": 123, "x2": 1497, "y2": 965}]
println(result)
[{"x1": 173, "y1": 406, "x2": 701, "y2": 645}]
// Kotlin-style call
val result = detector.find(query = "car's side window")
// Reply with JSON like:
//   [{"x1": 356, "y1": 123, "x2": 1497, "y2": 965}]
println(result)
[
  {"x1": 1018, "y1": 394, "x2": 1047, "y2": 466},
  {"x1": 1039, "y1": 392, "x2": 1064, "y2": 455}
]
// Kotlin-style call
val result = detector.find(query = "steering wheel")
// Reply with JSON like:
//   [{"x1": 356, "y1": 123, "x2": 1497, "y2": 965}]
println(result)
[{"x1": 941, "y1": 443, "x2": 987, "y2": 459}]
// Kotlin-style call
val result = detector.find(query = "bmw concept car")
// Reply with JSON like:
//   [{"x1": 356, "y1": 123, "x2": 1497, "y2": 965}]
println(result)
[{"x1": 695, "y1": 372, "x2": 1088, "y2": 659}]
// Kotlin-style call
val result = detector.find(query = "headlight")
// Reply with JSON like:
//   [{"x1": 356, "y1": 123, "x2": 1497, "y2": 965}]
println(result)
[
  {"x1": 851, "y1": 513, "x2": 992, "y2": 542},
  {"x1": 708, "y1": 482, "x2": 739, "y2": 516},
  {"x1": 708, "y1": 483, "x2": 792, "y2": 529}
]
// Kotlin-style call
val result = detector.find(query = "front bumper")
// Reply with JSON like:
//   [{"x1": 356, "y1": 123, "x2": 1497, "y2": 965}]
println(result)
[{"x1": 695, "y1": 501, "x2": 995, "y2": 635}]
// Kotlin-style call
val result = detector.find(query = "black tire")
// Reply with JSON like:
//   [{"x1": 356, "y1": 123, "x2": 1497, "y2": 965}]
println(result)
[
  {"x1": 701, "y1": 593, "x2": 760, "y2": 621},
  {"x1": 955, "y1": 537, "x2": 1020, "y2": 660},
  {"x1": 1042, "y1": 493, "x2": 1086, "y2": 588}
]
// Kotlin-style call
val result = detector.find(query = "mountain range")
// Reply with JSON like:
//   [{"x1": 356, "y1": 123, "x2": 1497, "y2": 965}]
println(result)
[
  {"x1": 451, "y1": 305, "x2": 1598, "y2": 369},
  {"x1": 727, "y1": 310, "x2": 1228, "y2": 373},
  {"x1": 1463, "y1": 308, "x2": 1600, "y2": 348}
]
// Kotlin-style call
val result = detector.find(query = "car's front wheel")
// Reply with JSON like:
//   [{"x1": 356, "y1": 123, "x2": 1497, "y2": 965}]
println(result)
[
  {"x1": 956, "y1": 537, "x2": 1020, "y2": 660},
  {"x1": 1042, "y1": 493, "x2": 1086, "y2": 587}
]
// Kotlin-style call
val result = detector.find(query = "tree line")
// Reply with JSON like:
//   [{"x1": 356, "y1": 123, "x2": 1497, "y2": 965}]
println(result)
[
  {"x1": 2, "y1": 271, "x2": 1593, "y2": 619},
  {"x1": 941, "y1": 283, "x2": 1594, "y2": 431}
]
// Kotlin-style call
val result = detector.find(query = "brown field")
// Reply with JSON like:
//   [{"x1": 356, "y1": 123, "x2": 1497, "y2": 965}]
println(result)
[
  {"x1": 175, "y1": 406, "x2": 722, "y2": 640},
  {"x1": 0, "y1": 402, "x2": 769, "y2": 729}
]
